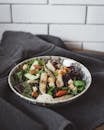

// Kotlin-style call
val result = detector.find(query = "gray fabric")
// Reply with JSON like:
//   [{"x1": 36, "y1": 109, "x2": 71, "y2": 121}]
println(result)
[
  {"x1": 0, "y1": 31, "x2": 73, "y2": 130},
  {"x1": 0, "y1": 31, "x2": 104, "y2": 130}
]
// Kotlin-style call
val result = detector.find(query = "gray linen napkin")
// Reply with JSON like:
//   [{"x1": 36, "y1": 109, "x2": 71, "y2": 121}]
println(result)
[
  {"x1": 0, "y1": 31, "x2": 104, "y2": 130},
  {"x1": 0, "y1": 31, "x2": 75, "y2": 130}
]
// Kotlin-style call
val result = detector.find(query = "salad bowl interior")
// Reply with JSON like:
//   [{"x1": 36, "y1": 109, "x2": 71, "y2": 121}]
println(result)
[{"x1": 8, "y1": 56, "x2": 92, "y2": 106}]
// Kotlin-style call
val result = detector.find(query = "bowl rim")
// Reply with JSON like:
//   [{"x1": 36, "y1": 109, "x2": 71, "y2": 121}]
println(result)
[{"x1": 8, "y1": 56, "x2": 92, "y2": 105}]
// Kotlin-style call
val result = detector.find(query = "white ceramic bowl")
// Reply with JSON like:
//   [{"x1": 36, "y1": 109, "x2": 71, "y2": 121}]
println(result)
[{"x1": 8, "y1": 56, "x2": 92, "y2": 106}]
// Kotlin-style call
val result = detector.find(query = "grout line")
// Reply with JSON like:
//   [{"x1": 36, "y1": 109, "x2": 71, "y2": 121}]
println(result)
[
  {"x1": 0, "y1": 22, "x2": 12, "y2": 24},
  {"x1": 86, "y1": 23, "x2": 104, "y2": 25},
  {"x1": 48, "y1": 23, "x2": 104, "y2": 25},
  {"x1": 0, "y1": 22, "x2": 48, "y2": 25},
  {"x1": 0, "y1": 3, "x2": 47, "y2": 5},
  {"x1": 0, "y1": 22, "x2": 85, "y2": 25},
  {"x1": 1, "y1": 3, "x2": 104, "y2": 6},
  {"x1": 10, "y1": 4, "x2": 13, "y2": 23},
  {"x1": 12, "y1": 22, "x2": 48, "y2": 25},
  {"x1": 1, "y1": 22, "x2": 104, "y2": 26},
  {"x1": 50, "y1": 3, "x2": 104, "y2": 6},
  {"x1": 47, "y1": 24, "x2": 49, "y2": 35},
  {"x1": 9, "y1": 3, "x2": 48, "y2": 5},
  {"x1": 0, "y1": 3, "x2": 11, "y2": 5},
  {"x1": 87, "y1": 4, "x2": 104, "y2": 6},
  {"x1": 46, "y1": 23, "x2": 104, "y2": 25},
  {"x1": 47, "y1": 0, "x2": 49, "y2": 5},
  {"x1": 81, "y1": 42, "x2": 84, "y2": 50},
  {"x1": 85, "y1": 6, "x2": 88, "y2": 24},
  {"x1": 50, "y1": 4, "x2": 85, "y2": 7}
]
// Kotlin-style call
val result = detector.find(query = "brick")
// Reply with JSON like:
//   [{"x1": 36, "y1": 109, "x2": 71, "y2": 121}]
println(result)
[
  {"x1": 12, "y1": 5, "x2": 85, "y2": 23},
  {"x1": 87, "y1": 6, "x2": 104, "y2": 24},
  {"x1": 0, "y1": 5, "x2": 11, "y2": 22}
]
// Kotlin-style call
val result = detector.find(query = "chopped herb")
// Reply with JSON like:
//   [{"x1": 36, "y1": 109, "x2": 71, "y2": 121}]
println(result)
[
  {"x1": 47, "y1": 86, "x2": 55, "y2": 96},
  {"x1": 70, "y1": 89, "x2": 77, "y2": 95},
  {"x1": 74, "y1": 80, "x2": 86, "y2": 87},
  {"x1": 15, "y1": 71, "x2": 23, "y2": 82},
  {"x1": 22, "y1": 82, "x2": 32, "y2": 98},
  {"x1": 38, "y1": 59, "x2": 45, "y2": 66},
  {"x1": 27, "y1": 59, "x2": 35, "y2": 68},
  {"x1": 54, "y1": 71, "x2": 58, "y2": 77},
  {"x1": 38, "y1": 69, "x2": 44, "y2": 75},
  {"x1": 74, "y1": 80, "x2": 86, "y2": 93}
]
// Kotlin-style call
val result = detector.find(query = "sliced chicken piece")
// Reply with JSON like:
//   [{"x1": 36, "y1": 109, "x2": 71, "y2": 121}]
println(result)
[
  {"x1": 48, "y1": 76, "x2": 55, "y2": 87},
  {"x1": 68, "y1": 79, "x2": 73, "y2": 85},
  {"x1": 39, "y1": 72, "x2": 48, "y2": 94},
  {"x1": 56, "y1": 73, "x2": 64, "y2": 88},
  {"x1": 68, "y1": 79, "x2": 77, "y2": 91},
  {"x1": 46, "y1": 60, "x2": 56, "y2": 72},
  {"x1": 44, "y1": 66, "x2": 54, "y2": 76},
  {"x1": 27, "y1": 79, "x2": 38, "y2": 84},
  {"x1": 44, "y1": 65, "x2": 55, "y2": 87},
  {"x1": 22, "y1": 64, "x2": 28, "y2": 70},
  {"x1": 27, "y1": 79, "x2": 35, "y2": 84},
  {"x1": 57, "y1": 66, "x2": 70, "y2": 75}
]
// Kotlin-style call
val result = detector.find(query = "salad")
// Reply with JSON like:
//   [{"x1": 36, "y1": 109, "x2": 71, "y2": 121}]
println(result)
[{"x1": 12, "y1": 57, "x2": 86, "y2": 102}]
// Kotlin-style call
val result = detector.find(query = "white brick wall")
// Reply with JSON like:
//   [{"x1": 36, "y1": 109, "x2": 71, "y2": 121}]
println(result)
[{"x1": 0, "y1": 0, "x2": 104, "y2": 52}]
